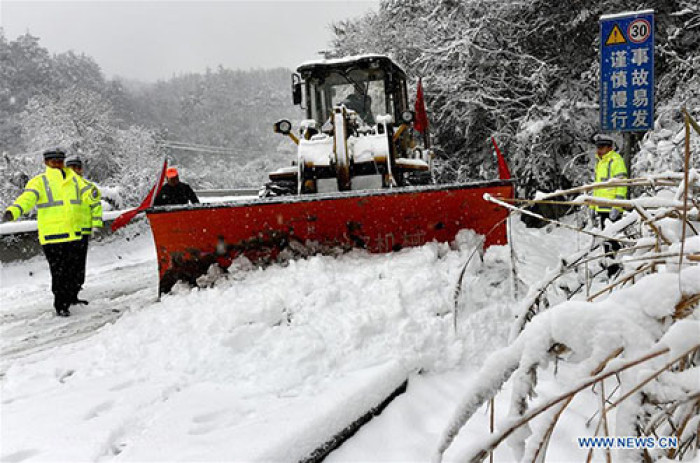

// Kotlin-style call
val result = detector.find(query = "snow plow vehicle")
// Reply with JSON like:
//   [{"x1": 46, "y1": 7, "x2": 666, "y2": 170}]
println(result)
[{"x1": 146, "y1": 55, "x2": 514, "y2": 293}]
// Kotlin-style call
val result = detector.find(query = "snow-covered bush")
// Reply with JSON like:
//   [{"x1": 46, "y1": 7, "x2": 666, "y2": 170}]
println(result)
[
  {"x1": 18, "y1": 87, "x2": 119, "y2": 181},
  {"x1": 437, "y1": 167, "x2": 700, "y2": 462},
  {"x1": 634, "y1": 75, "x2": 700, "y2": 176},
  {"x1": 107, "y1": 125, "x2": 164, "y2": 208},
  {"x1": 7, "y1": 89, "x2": 163, "y2": 209}
]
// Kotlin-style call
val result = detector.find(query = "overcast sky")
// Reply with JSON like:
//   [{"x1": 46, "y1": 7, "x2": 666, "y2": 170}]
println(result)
[{"x1": 1, "y1": 0, "x2": 380, "y2": 82}]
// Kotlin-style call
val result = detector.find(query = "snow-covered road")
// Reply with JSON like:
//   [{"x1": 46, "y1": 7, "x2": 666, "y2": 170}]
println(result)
[
  {"x1": 1, "y1": 228, "x2": 158, "y2": 375},
  {"x1": 1, "y1": 219, "x2": 590, "y2": 461}
]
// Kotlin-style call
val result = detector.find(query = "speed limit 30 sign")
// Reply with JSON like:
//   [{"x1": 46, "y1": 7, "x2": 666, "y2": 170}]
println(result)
[{"x1": 628, "y1": 18, "x2": 652, "y2": 43}]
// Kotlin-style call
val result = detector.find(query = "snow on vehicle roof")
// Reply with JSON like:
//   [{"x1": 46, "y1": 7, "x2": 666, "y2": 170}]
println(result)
[
  {"x1": 599, "y1": 9, "x2": 654, "y2": 20},
  {"x1": 297, "y1": 54, "x2": 406, "y2": 74}
]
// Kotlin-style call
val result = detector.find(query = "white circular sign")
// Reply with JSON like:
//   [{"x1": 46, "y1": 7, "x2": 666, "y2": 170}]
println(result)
[{"x1": 628, "y1": 19, "x2": 651, "y2": 44}]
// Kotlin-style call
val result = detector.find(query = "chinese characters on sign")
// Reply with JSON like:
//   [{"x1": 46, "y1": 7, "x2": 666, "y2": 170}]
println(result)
[{"x1": 600, "y1": 10, "x2": 654, "y2": 132}]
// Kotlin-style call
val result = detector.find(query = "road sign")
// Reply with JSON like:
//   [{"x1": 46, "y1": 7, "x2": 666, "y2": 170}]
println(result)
[
  {"x1": 600, "y1": 10, "x2": 654, "y2": 132},
  {"x1": 628, "y1": 18, "x2": 651, "y2": 43}
]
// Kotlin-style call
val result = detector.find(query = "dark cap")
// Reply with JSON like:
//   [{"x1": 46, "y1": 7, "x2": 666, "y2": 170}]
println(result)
[
  {"x1": 65, "y1": 155, "x2": 83, "y2": 168},
  {"x1": 593, "y1": 134, "x2": 615, "y2": 147},
  {"x1": 43, "y1": 148, "x2": 67, "y2": 160}
]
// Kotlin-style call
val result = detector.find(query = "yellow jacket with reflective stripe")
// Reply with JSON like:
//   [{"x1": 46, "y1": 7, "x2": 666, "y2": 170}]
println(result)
[
  {"x1": 593, "y1": 150, "x2": 628, "y2": 212},
  {"x1": 5, "y1": 167, "x2": 90, "y2": 245},
  {"x1": 75, "y1": 177, "x2": 103, "y2": 236}
]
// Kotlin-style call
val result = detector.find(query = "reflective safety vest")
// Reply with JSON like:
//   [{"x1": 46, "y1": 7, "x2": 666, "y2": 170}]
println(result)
[
  {"x1": 75, "y1": 177, "x2": 103, "y2": 236},
  {"x1": 5, "y1": 167, "x2": 91, "y2": 245},
  {"x1": 593, "y1": 150, "x2": 628, "y2": 212}
]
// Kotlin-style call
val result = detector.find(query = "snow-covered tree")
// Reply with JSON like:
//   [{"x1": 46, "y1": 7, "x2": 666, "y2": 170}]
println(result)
[
  {"x1": 12, "y1": 88, "x2": 162, "y2": 209},
  {"x1": 18, "y1": 87, "x2": 119, "y2": 182},
  {"x1": 330, "y1": 0, "x2": 700, "y2": 196}
]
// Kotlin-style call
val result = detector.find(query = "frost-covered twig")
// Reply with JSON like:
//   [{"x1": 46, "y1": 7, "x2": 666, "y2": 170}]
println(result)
[
  {"x1": 483, "y1": 194, "x2": 635, "y2": 244},
  {"x1": 452, "y1": 236, "x2": 487, "y2": 333},
  {"x1": 537, "y1": 174, "x2": 697, "y2": 201},
  {"x1": 453, "y1": 214, "x2": 513, "y2": 332},
  {"x1": 644, "y1": 391, "x2": 700, "y2": 434},
  {"x1": 587, "y1": 345, "x2": 700, "y2": 455},
  {"x1": 605, "y1": 345, "x2": 700, "y2": 414},
  {"x1": 509, "y1": 243, "x2": 659, "y2": 339},
  {"x1": 587, "y1": 263, "x2": 656, "y2": 301},
  {"x1": 598, "y1": 380, "x2": 613, "y2": 463},
  {"x1": 679, "y1": 109, "x2": 695, "y2": 289},
  {"x1": 526, "y1": 347, "x2": 623, "y2": 463},
  {"x1": 438, "y1": 346, "x2": 672, "y2": 462},
  {"x1": 634, "y1": 204, "x2": 672, "y2": 246},
  {"x1": 434, "y1": 334, "x2": 527, "y2": 460},
  {"x1": 502, "y1": 195, "x2": 696, "y2": 211},
  {"x1": 675, "y1": 293, "x2": 700, "y2": 319}
]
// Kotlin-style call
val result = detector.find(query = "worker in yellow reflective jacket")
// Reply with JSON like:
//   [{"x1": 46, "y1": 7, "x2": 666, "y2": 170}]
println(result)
[
  {"x1": 66, "y1": 155, "x2": 103, "y2": 304},
  {"x1": 2, "y1": 148, "x2": 93, "y2": 316},
  {"x1": 592, "y1": 134, "x2": 628, "y2": 278}
]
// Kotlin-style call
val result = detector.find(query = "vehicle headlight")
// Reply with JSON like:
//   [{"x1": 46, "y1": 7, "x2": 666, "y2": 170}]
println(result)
[{"x1": 274, "y1": 119, "x2": 293, "y2": 135}]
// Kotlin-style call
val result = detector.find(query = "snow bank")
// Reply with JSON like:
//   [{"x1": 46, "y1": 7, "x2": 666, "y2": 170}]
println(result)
[{"x1": 1, "y1": 233, "x2": 512, "y2": 461}]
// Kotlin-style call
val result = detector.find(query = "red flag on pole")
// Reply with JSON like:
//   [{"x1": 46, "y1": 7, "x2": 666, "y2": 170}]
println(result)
[
  {"x1": 414, "y1": 78, "x2": 429, "y2": 134},
  {"x1": 491, "y1": 137, "x2": 512, "y2": 180},
  {"x1": 111, "y1": 158, "x2": 168, "y2": 232}
]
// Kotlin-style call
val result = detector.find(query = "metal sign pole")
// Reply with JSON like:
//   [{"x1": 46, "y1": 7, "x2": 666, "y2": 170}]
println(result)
[{"x1": 623, "y1": 133, "x2": 632, "y2": 192}]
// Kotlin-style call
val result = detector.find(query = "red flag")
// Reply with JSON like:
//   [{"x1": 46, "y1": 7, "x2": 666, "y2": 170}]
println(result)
[
  {"x1": 111, "y1": 159, "x2": 168, "y2": 232},
  {"x1": 491, "y1": 137, "x2": 512, "y2": 180},
  {"x1": 414, "y1": 78, "x2": 429, "y2": 134}
]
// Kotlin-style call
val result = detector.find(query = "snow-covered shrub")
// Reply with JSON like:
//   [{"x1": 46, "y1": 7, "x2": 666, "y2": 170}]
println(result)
[
  {"x1": 437, "y1": 170, "x2": 700, "y2": 462},
  {"x1": 634, "y1": 74, "x2": 700, "y2": 176},
  {"x1": 107, "y1": 126, "x2": 164, "y2": 208},
  {"x1": 7, "y1": 89, "x2": 164, "y2": 209},
  {"x1": 18, "y1": 87, "x2": 120, "y2": 182}
]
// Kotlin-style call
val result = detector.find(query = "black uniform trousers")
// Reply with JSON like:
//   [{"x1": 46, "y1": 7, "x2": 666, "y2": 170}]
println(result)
[
  {"x1": 76, "y1": 235, "x2": 89, "y2": 291},
  {"x1": 42, "y1": 239, "x2": 83, "y2": 313},
  {"x1": 598, "y1": 211, "x2": 622, "y2": 278}
]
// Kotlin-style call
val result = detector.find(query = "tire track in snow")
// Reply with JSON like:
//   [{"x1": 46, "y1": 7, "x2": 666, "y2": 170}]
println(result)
[{"x1": 0, "y1": 259, "x2": 157, "y2": 376}]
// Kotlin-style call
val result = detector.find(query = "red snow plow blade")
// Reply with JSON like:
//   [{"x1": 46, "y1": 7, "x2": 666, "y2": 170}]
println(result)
[{"x1": 147, "y1": 180, "x2": 514, "y2": 293}]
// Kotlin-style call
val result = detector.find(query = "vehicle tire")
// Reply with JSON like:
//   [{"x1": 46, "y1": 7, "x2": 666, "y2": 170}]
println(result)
[
  {"x1": 259, "y1": 181, "x2": 297, "y2": 197},
  {"x1": 404, "y1": 171, "x2": 433, "y2": 186}
]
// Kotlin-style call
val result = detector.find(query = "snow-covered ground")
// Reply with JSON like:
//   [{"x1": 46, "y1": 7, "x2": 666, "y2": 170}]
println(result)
[{"x1": 0, "y1": 218, "x2": 677, "y2": 462}]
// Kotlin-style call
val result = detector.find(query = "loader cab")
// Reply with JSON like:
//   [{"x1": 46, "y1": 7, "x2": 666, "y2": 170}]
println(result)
[
  {"x1": 295, "y1": 55, "x2": 409, "y2": 128},
  {"x1": 265, "y1": 54, "x2": 430, "y2": 197}
]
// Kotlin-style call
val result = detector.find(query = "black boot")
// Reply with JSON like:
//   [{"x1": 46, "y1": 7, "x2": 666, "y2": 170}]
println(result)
[
  {"x1": 71, "y1": 298, "x2": 89, "y2": 305},
  {"x1": 607, "y1": 264, "x2": 621, "y2": 279},
  {"x1": 53, "y1": 300, "x2": 70, "y2": 317},
  {"x1": 55, "y1": 304, "x2": 71, "y2": 317}
]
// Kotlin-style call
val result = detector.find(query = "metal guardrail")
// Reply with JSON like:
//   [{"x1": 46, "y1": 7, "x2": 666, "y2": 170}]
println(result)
[
  {"x1": 0, "y1": 188, "x2": 261, "y2": 262},
  {"x1": 0, "y1": 210, "x2": 126, "y2": 236},
  {"x1": 0, "y1": 189, "x2": 259, "y2": 237},
  {"x1": 195, "y1": 188, "x2": 259, "y2": 198}
]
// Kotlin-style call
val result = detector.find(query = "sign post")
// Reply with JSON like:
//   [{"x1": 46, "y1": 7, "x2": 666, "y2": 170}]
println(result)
[{"x1": 600, "y1": 10, "x2": 655, "y2": 179}]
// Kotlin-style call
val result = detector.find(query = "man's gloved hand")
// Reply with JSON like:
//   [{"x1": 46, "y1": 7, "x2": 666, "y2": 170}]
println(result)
[
  {"x1": 2, "y1": 211, "x2": 13, "y2": 223},
  {"x1": 609, "y1": 208, "x2": 621, "y2": 221}
]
